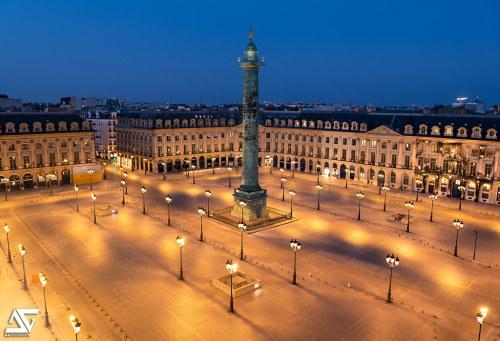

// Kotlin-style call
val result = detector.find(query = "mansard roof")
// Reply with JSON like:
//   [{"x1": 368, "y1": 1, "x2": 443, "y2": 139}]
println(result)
[{"x1": 0, "y1": 112, "x2": 89, "y2": 134}]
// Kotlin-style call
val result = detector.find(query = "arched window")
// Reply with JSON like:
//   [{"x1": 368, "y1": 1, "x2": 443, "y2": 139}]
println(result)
[
  {"x1": 360, "y1": 123, "x2": 367, "y2": 131},
  {"x1": 419, "y1": 125, "x2": 427, "y2": 135},
  {"x1": 369, "y1": 169, "x2": 375, "y2": 180},
  {"x1": 486, "y1": 129, "x2": 497, "y2": 139}
]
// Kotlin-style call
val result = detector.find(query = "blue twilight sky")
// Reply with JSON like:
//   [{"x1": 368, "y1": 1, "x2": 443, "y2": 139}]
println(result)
[{"x1": 0, "y1": 0, "x2": 499, "y2": 106}]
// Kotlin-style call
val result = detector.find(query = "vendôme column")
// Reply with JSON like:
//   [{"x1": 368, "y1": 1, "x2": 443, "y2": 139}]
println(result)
[{"x1": 232, "y1": 27, "x2": 269, "y2": 221}]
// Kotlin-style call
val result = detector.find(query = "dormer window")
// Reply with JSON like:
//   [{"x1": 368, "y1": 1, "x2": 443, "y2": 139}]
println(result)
[
  {"x1": 351, "y1": 122, "x2": 358, "y2": 131},
  {"x1": 341, "y1": 122, "x2": 349, "y2": 130},
  {"x1": 5, "y1": 122, "x2": 15, "y2": 133},
  {"x1": 486, "y1": 129, "x2": 497, "y2": 139},
  {"x1": 182, "y1": 120, "x2": 188, "y2": 128},
  {"x1": 173, "y1": 119, "x2": 180, "y2": 128},
  {"x1": 302, "y1": 120, "x2": 307, "y2": 127},
  {"x1": 431, "y1": 126, "x2": 440, "y2": 136},
  {"x1": 360, "y1": 123, "x2": 367, "y2": 132},
  {"x1": 295, "y1": 120, "x2": 300, "y2": 127},
  {"x1": 309, "y1": 121, "x2": 315, "y2": 128},
  {"x1": 190, "y1": 119, "x2": 196, "y2": 127},
  {"x1": 213, "y1": 119, "x2": 219, "y2": 127},
  {"x1": 444, "y1": 126, "x2": 453, "y2": 136},
  {"x1": 46, "y1": 123, "x2": 55, "y2": 132},
  {"x1": 472, "y1": 127, "x2": 481, "y2": 138},
  {"x1": 419, "y1": 125, "x2": 427, "y2": 135},
  {"x1": 265, "y1": 119, "x2": 271, "y2": 126},
  {"x1": 19, "y1": 123, "x2": 29, "y2": 133},
  {"x1": 288, "y1": 119, "x2": 293, "y2": 127},
  {"x1": 156, "y1": 119, "x2": 163, "y2": 128},
  {"x1": 280, "y1": 120, "x2": 286, "y2": 127},
  {"x1": 325, "y1": 122, "x2": 331, "y2": 129},
  {"x1": 333, "y1": 121, "x2": 340, "y2": 130},
  {"x1": 274, "y1": 119, "x2": 279, "y2": 127},
  {"x1": 457, "y1": 128, "x2": 467, "y2": 137},
  {"x1": 404, "y1": 125, "x2": 413, "y2": 134},
  {"x1": 197, "y1": 119, "x2": 204, "y2": 127},
  {"x1": 317, "y1": 121, "x2": 323, "y2": 129},
  {"x1": 58, "y1": 122, "x2": 67, "y2": 131},
  {"x1": 82, "y1": 122, "x2": 90, "y2": 130},
  {"x1": 33, "y1": 122, "x2": 42, "y2": 132},
  {"x1": 228, "y1": 119, "x2": 235, "y2": 127},
  {"x1": 70, "y1": 122, "x2": 79, "y2": 131}
]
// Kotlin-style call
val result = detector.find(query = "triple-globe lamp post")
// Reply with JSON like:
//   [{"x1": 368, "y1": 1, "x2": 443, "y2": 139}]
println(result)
[
  {"x1": 198, "y1": 207, "x2": 206, "y2": 242},
  {"x1": 453, "y1": 219, "x2": 464, "y2": 257},
  {"x1": 316, "y1": 183, "x2": 322, "y2": 210},
  {"x1": 385, "y1": 254, "x2": 399, "y2": 303},
  {"x1": 290, "y1": 239, "x2": 301, "y2": 284},
  {"x1": 429, "y1": 193, "x2": 438, "y2": 222},
  {"x1": 226, "y1": 260, "x2": 238, "y2": 313},
  {"x1": 141, "y1": 186, "x2": 146, "y2": 214},
  {"x1": 4, "y1": 223, "x2": 11, "y2": 263},
  {"x1": 405, "y1": 201, "x2": 414, "y2": 232},
  {"x1": 238, "y1": 221, "x2": 247, "y2": 260},
  {"x1": 39, "y1": 272, "x2": 50, "y2": 326},
  {"x1": 382, "y1": 185, "x2": 390, "y2": 211},
  {"x1": 289, "y1": 189, "x2": 296, "y2": 218},
  {"x1": 357, "y1": 191, "x2": 364, "y2": 220},
  {"x1": 165, "y1": 195, "x2": 172, "y2": 226},
  {"x1": 176, "y1": 236, "x2": 184, "y2": 280}
]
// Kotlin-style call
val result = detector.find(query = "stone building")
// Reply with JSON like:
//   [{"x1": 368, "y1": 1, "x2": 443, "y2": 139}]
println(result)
[
  {"x1": 115, "y1": 110, "x2": 500, "y2": 206},
  {"x1": 0, "y1": 112, "x2": 98, "y2": 191}
]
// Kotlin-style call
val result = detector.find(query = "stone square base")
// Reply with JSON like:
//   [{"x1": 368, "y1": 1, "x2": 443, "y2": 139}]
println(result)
[{"x1": 231, "y1": 188, "x2": 269, "y2": 221}]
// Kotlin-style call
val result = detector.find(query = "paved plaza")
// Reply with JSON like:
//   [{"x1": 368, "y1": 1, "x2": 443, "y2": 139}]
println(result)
[{"x1": 1, "y1": 165, "x2": 500, "y2": 340}]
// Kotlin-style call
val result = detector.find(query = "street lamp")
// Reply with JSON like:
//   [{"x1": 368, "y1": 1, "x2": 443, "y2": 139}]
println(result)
[
  {"x1": 19, "y1": 244, "x2": 27, "y2": 289},
  {"x1": 120, "y1": 166, "x2": 123, "y2": 179},
  {"x1": 4, "y1": 223, "x2": 11, "y2": 263},
  {"x1": 345, "y1": 169, "x2": 351, "y2": 188},
  {"x1": 429, "y1": 193, "x2": 438, "y2": 222},
  {"x1": 239, "y1": 200, "x2": 246, "y2": 222},
  {"x1": 476, "y1": 307, "x2": 488, "y2": 341},
  {"x1": 185, "y1": 160, "x2": 190, "y2": 177},
  {"x1": 2, "y1": 178, "x2": 9, "y2": 201},
  {"x1": 123, "y1": 172, "x2": 128, "y2": 194},
  {"x1": 225, "y1": 260, "x2": 238, "y2": 313},
  {"x1": 48, "y1": 174, "x2": 53, "y2": 196},
  {"x1": 458, "y1": 185, "x2": 465, "y2": 210},
  {"x1": 143, "y1": 158, "x2": 147, "y2": 175},
  {"x1": 74, "y1": 185, "x2": 79, "y2": 212},
  {"x1": 315, "y1": 183, "x2": 322, "y2": 210},
  {"x1": 165, "y1": 195, "x2": 172, "y2": 226},
  {"x1": 205, "y1": 190, "x2": 211, "y2": 215},
  {"x1": 131, "y1": 155, "x2": 135, "y2": 171},
  {"x1": 162, "y1": 162, "x2": 166, "y2": 180},
  {"x1": 176, "y1": 236, "x2": 184, "y2": 280},
  {"x1": 378, "y1": 174, "x2": 384, "y2": 195},
  {"x1": 235, "y1": 155, "x2": 239, "y2": 172},
  {"x1": 191, "y1": 165, "x2": 196, "y2": 184},
  {"x1": 227, "y1": 167, "x2": 232, "y2": 187},
  {"x1": 382, "y1": 185, "x2": 390, "y2": 211},
  {"x1": 415, "y1": 179, "x2": 423, "y2": 201},
  {"x1": 316, "y1": 164, "x2": 321, "y2": 183},
  {"x1": 102, "y1": 161, "x2": 107, "y2": 180},
  {"x1": 121, "y1": 179, "x2": 125, "y2": 204},
  {"x1": 385, "y1": 254, "x2": 399, "y2": 303},
  {"x1": 281, "y1": 177, "x2": 287, "y2": 201},
  {"x1": 267, "y1": 156, "x2": 272, "y2": 174},
  {"x1": 291, "y1": 160, "x2": 296, "y2": 178},
  {"x1": 453, "y1": 219, "x2": 464, "y2": 257},
  {"x1": 39, "y1": 272, "x2": 49, "y2": 326},
  {"x1": 290, "y1": 239, "x2": 301, "y2": 284},
  {"x1": 405, "y1": 201, "x2": 414, "y2": 233},
  {"x1": 473, "y1": 229, "x2": 479, "y2": 260},
  {"x1": 280, "y1": 168, "x2": 285, "y2": 184},
  {"x1": 289, "y1": 189, "x2": 296, "y2": 218},
  {"x1": 198, "y1": 207, "x2": 206, "y2": 242},
  {"x1": 87, "y1": 169, "x2": 94, "y2": 190},
  {"x1": 356, "y1": 191, "x2": 364, "y2": 220},
  {"x1": 70, "y1": 315, "x2": 81, "y2": 341},
  {"x1": 238, "y1": 221, "x2": 247, "y2": 260},
  {"x1": 141, "y1": 186, "x2": 146, "y2": 214},
  {"x1": 91, "y1": 193, "x2": 97, "y2": 224}
]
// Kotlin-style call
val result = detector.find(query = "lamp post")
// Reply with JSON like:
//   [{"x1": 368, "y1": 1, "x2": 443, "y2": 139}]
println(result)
[
  {"x1": 162, "y1": 162, "x2": 166, "y2": 180},
  {"x1": 119, "y1": 152, "x2": 122, "y2": 166},
  {"x1": 473, "y1": 229, "x2": 479, "y2": 260},
  {"x1": 239, "y1": 200, "x2": 246, "y2": 222},
  {"x1": 405, "y1": 201, "x2": 414, "y2": 232},
  {"x1": 39, "y1": 272, "x2": 49, "y2": 327},
  {"x1": 141, "y1": 186, "x2": 146, "y2": 214},
  {"x1": 290, "y1": 239, "x2": 301, "y2": 284},
  {"x1": 382, "y1": 185, "x2": 390, "y2": 211},
  {"x1": 198, "y1": 207, "x2": 206, "y2": 241},
  {"x1": 429, "y1": 193, "x2": 438, "y2": 222},
  {"x1": 458, "y1": 185, "x2": 465, "y2": 210},
  {"x1": 453, "y1": 219, "x2": 464, "y2": 257},
  {"x1": 74, "y1": 185, "x2": 79, "y2": 212},
  {"x1": 289, "y1": 189, "x2": 296, "y2": 218},
  {"x1": 316, "y1": 164, "x2": 321, "y2": 183},
  {"x1": 131, "y1": 155, "x2": 135, "y2": 171},
  {"x1": 185, "y1": 160, "x2": 190, "y2": 177},
  {"x1": 291, "y1": 160, "x2": 296, "y2": 178},
  {"x1": 267, "y1": 156, "x2": 272, "y2": 174},
  {"x1": 121, "y1": 179, "x2": 125, "y2": 204},
  {"x1": 281, "y1": 177, "x2": 286, "y2": 201},
  {"x1": 212, "y1": 158, "x2": 216, "y2": 175},
  {"x1": 476, "y1": 307, "x2": 488, "y2": 341},
  {"x1": 2, "y1": 178, "x2": 9, "y2": 201},
  {"x1": 378, "y1": 174, "x2": 384, "y2": 195},
  {"x1": 48, "y1": 174, "x2": 53, "y2": 196},
  {"x1": 120, "y1": 166, "x2": 123, "y2": 179},
  {"x1": 19, "y1": 244, "x2": 27, "y2": 289},
  {"x1": 415, "y1": 179, "x2": 423, "y2": 201},
  {"x1": 70, "y1": 315, "x2": 81, "y2": 341},
  {"x1": 316, "y1": 183, "x2": 322, "y2": 210},
  {"x1": 191, "y1": 165, "x2": 196, "y2": 184},
  {"x1": 143, "y1": 158, "x2": 147, "y2": 175},
  {"x1": 102, "y1": 161, "x2": 107, "y2": 180},
  {"x1": 357, "y1": 191, "x2": 364, "y2": 220},
  {"x1": 225, "y1": 260, "x2": 238, "y2": 313},
  {"x1": 385, "y1": 254, "x2": 399, "y2": 303},
  {"x1": 205, "y1": 190, "x2": 211, "y2": 215},
  {"x1": 238, "y1": 221, "x2": 247, "y2": 260},
  {"x1": 227, "y1": 167, "x2": 232, "y2": 187},
  {"x1": 235, "y1": 155, "x2": 239, "y2": 172},
  {"x1": 176, "y1": 236, "x2": 184, "y2": 280},
  {"x1": 165, "y1": 195, "x2": 172, "y2": 226},
  {"x1": 123, "y1": 171, "x2": 128, "y2": 194},
  {"x1": 87, "y1": 169, "x2": 94, "y2": 190},
  {"x1": 91, "y1": 193, "x2": 96, "y2": 224},
  {"x1": 345, "y1": 169, "x2": 350, "y2": 188},
  {"x1": 4, "y1": 223, "x2": 11, "y2": 263},
  {"x1": 280, "y1": 168, "x2": 285, "y2": 183}
]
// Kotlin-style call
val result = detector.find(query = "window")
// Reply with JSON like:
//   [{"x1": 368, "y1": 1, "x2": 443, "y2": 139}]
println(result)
[
  {"x1": 352, "y1": 139, "x2": 356, "y2": 146},
  {"x1": 381, "y1": 153, "x2": 386, "y2": 164},
  {"x1": 22, "y1": 143, "x2": 29, "y2": 150},
  {"x1": 485, "y1": 164, "x2": 492, "y2": 177},
  {"x1": 84, "y1": 139, "x2": 90, "y2": 147},
  {"x1": 73, "y1": 151, "x2": 80, "y2": 163},
  {"x1": 404, "y1": 155, "x2": 410, "y2": 168},
  {"x1": 9, "y1": 156, "x2": 17, "y2": 169},
  {"x1": 392, "y1": 155, "x2": 397, "y2": 167},
  {"x1": 36, "y1": 154, "x2": 43, "y2": 167},
  {"x1": 371, "y1": 141, "x2": 376, "y2": 148},
  {"x1": 334, "y1": 138, "x2": 338, "y2": 144},
  {"x1": 49, "y1": 141, "x2": 55, "y2": 149},
  {"x1": 381, "y1": 142, "x2": 387, "y2": 149},
  {"x1": 85, "y1": 152, "x2": 91, "y2": 163},
  {"x1": 403, "y1": 174, "x2": 409, "y2": 185},
  {"x1": 158, "y1": 136, "x2": 162, "y2": 142},
  {"x1": 361, "y1": 139, "x2": 366, "y2": 147},
  {"x1": 342, "y1": 138, "x2": 347, "y2": 145},
  {"x1": 73, "y1": 140, "x2": 79, "y2": 147},
  {"x1": 325, "y1": 137, "x2": 330, "y2": 144},
  {"x1": 49, "y1": 153, "x2": 56, "y2": 166},
  {"x1": 405, "y1": 143, "x2": 411, "y2": 151},
  {"x1": 390, "y1": 172, "x2": 396, "y2": 183},
  {"x1": 392, "y1": 143, "x2": 398, "y2": 150},
  {"x1": 8, "y1": 144, "x2": 15, "y2": 151},
  {"x1": 36, "y1": 142, "x2": 42, "y2": 149},
  {"x1": 317, "y1": 136, "x2": 322, "y2": 143}
]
